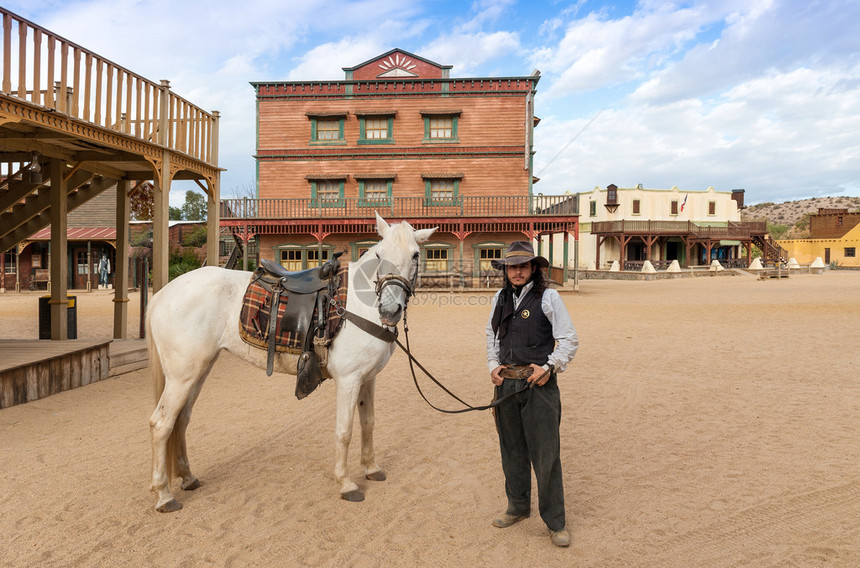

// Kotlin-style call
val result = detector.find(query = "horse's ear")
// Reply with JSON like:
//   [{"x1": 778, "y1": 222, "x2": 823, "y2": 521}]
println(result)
[
  {"x1": 375, "y1": 212, "x2": 390, "y2": 237},
  {"x1": 414, "y1": 227, "x2": 437, "y2": 243}
]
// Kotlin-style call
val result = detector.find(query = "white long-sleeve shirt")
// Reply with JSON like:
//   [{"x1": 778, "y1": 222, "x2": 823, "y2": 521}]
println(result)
[{"x1": 486, "y1": 281, "x2": 579, "y2": 373}]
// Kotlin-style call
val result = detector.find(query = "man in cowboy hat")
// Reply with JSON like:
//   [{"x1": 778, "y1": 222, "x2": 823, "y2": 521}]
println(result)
[{"x1": 486, "y1": 241, "x2": 579, "y2": 547}]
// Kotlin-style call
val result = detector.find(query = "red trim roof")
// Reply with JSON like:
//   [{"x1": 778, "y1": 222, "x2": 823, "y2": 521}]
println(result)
[{"x1": 29, "y1": 227, "x2": 116, "y2": 241}]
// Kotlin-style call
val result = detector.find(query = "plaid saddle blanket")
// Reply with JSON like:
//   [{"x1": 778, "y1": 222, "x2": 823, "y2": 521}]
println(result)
[{"x1": 238, "y1": 264, "x2": 348, "y2": 354}]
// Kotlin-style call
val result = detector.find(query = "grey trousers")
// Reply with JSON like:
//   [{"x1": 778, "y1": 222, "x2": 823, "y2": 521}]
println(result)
[{"x1": 494, "y1": 374, "x2": 566, "y2": 531}]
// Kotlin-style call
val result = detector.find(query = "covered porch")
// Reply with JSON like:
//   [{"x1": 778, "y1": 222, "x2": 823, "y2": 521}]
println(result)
[
  {"x1": 591, "y1": 220, "x2": 770, "y2": 269},
  {"x1": 1, "y1": 7, "x2": 221, "y2": 339}
]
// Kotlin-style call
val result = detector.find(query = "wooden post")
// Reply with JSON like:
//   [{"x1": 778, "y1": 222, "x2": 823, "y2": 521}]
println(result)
[
  {"x1": 206, "y1": 174, "x2": 220, "y2": 267},
  {"x1": 548, "y1": 235, "x2": 554, "y2": 278},
  {"x1": 48, "y1": 159, "x2": 69, "y2": 340},
  {"x1": 140, "y1": 256, "x2": 148, "y2": 338},
  {"x1": 563, "y1": 231, "x2": 569, "y2": 284},
  {"x1": 152, "y1": 80, "x2": 171, "y2": 292},
  {"x1": 242, "y1": 224, "x2": 249, "y2": 271},
  {"x1": 152, "y1": 154, "x2": 170, "y2": 292},
  {"x1": 113, "y1": 179, "x2": 130, "y2": 339},
  {"x1": 206, "y1": 111, "x2": 221, "y2": 267},
  {"x1": 86, "y1": 240, "x2": 92, "y2": 291}
]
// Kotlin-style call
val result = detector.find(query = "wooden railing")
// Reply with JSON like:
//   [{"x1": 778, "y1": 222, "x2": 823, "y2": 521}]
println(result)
[
  {"x1": 1, "y1": 8, "x2": 218, "y2": 164},
  {"x1": 221, "y1": 194, "x2": 579, "y2": 220},
  {"x1": 752, "y1": 234, "x2": 788, "y2": 262},
  {"x1": 591, "y1": 220, "x2": 766, "y2": 237}
]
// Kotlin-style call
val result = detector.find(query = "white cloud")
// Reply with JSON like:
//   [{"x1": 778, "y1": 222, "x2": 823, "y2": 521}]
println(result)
[
  {"x1": 535, "y1": 62, "x2": 860, "y2": 202},
  {"x1": 287, "y1": 40, "x2": 384, "y2": 81},
  {"x1": 533, "y1": 5, "x2": 710, "y2": 99},
  {"x1": 6, "y1": 0, "x2": 860, "y2": 204},
  {"x1": 421, "y1": 31, "x2": 520, "y2": 75},
  {"x1": 527, "y1": 0, "x2": 860, "y2": 201}
]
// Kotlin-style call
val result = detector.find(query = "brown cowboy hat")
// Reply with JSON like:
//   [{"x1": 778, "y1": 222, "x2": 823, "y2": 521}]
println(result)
[{"x1": 491, "y1": 241, "x2": 549, "y2": 269}]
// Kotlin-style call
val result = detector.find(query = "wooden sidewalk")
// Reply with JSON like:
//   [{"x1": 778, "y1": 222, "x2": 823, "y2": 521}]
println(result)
[{"x1": 0, "y1": 338, "x2": 147, "y2": 409}]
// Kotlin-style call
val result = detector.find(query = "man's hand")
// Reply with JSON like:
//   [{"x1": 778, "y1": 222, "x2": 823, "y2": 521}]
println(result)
[
  {"x1": 490, "y1": 365, "x2": 504, "y2": 386},
  {"x1": 526, "y1": 363, "x2": 550, "y2": 386}
]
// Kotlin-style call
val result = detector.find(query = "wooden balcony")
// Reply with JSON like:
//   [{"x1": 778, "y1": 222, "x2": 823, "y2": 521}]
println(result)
[
  {"x1": 2, "y1": 6, "x2": 221, "y2": 301},
  {"x1": 221, "y1": 194, "x2": 579, "y2": 220},
  {"x1": 591, "y1": 220, "x2": 766, "y2": 239},
  {"x1": 1, "y1": 8, "x2": 218, "y2": 167}
]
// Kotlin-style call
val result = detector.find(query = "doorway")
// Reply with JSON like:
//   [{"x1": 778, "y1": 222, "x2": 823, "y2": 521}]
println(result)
[{"x1": 626, "y1": 242, "x2": 645, "y2": 261}]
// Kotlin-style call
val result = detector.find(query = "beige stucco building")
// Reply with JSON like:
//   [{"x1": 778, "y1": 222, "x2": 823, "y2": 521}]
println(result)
[{"x1": 549, "y1": 184, "x2": 762, "y2": 270}]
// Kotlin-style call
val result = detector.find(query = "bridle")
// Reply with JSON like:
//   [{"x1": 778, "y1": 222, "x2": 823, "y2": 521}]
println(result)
[
  {"x1": 341, "y1": 252, "x2": 416, "y2": 340},
  {"x1": 374, "y1": 254, "x2": 418, "y2": 302}
]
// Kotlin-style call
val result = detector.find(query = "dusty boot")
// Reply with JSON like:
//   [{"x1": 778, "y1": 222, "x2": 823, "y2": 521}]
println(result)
[{"x1": 549, "y1": 527, "x2": 570, "y2": 547}]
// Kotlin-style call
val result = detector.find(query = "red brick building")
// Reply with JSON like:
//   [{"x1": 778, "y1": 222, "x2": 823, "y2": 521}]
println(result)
[{"x1": 223, "y1": 49, "x2": 577, "y2": 286}]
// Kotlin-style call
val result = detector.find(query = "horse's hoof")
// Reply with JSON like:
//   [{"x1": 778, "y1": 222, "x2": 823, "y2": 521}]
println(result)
[
  {"x1": 365, "y1": 471, "x2": 386, "y2": 482},
  {"x1": 341, "y1": 489, "x2": 365, "y2": 502},
  {"x1": 181, "y1": 477, "x2": 201, "y2": 491},
  {"x1": 156, "y1": 499, "x2": 182, "y2": 513}
]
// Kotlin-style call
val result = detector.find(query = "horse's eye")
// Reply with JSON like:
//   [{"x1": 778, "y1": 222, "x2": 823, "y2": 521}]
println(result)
[{"x1": 412, "y1": 252, "x2": 419, "y2": 260}]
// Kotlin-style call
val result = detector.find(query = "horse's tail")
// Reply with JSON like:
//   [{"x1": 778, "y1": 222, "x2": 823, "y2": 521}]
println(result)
[
  {"x1": 147, "y1": 304, "x2": 177, "y2": 480},
  {"x1": 147, "y1": 317, "x2": 163, "y2": 405}
]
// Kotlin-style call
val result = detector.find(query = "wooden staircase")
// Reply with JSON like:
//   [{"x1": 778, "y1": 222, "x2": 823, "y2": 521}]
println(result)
[
  {"x1": 751, "y1": 234, "x2": 788, "y2": 264},
  {"x1": 223, "y1": 233, "x2": 244, "y2": 269},
  {"x1": 0, "y1": 162, "x2": 115, "y2": 253}
]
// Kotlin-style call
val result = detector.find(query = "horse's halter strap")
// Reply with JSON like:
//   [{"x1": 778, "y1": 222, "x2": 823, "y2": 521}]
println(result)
[
  {"x1": 373, "y1": 254, "x2": 418, "y2": 300},
  {"x1": 375, "y1": 273, "x2": 413, "y2": 298},
  {"x1": 343, "y1": 311, "x2": 397, "y2": 343}
]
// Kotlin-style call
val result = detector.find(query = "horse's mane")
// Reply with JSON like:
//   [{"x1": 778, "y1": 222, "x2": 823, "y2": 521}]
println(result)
[{"x1": 361, "y1": 222, "x2": 414, "y2": 262}]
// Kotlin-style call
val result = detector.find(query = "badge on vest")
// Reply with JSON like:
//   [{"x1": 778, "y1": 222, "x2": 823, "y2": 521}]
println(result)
[{"x1": 520, "y1": 309, "x2": 530, "y2": 319}]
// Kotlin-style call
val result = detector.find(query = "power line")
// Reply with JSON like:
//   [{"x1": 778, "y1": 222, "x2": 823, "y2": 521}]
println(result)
[{"x1": 536, "y1": 109, "x2": 603, "y2": 177}]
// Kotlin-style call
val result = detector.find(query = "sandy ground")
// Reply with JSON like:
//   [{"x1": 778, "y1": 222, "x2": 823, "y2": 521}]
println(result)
[{"x1": 0, "y1": 271, "x2": 858, "y2": 567}]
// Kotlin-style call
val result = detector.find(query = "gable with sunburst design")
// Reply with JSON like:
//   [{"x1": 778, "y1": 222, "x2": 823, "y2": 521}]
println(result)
[
  {"x1": 344, "y1": 49, "x2": 450, "y2": 80},
  {"x1": 377, "y1": 53, "x2": 419, "y2": 77}
]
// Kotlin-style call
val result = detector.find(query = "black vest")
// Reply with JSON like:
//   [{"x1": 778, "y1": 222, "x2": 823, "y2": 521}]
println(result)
[{"x1": 496, "y1": 287, "x2": 554, "y2": 367}]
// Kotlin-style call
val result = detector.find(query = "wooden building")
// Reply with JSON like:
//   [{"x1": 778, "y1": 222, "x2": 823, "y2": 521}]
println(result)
[
  {"x1": 222, "y1": 49, "x2": 577, "y2": 286},
  {"x1": 778, "y1": 208, "x2": 860, "y2": 267},
  {"x1": 1, "y1": 8, "x2": 219, "y2": 338},
  {"x1": 1, "y1": 186, "x2": 120, "y2": 291},
  {"x1": 808, "y1": 208, "x2": 860, "y2": 239}
]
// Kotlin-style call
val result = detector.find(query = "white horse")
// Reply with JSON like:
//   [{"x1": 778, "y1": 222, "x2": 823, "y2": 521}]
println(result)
[{"x1": 146, "y1": 215, "x2": 435, "y2": 512}]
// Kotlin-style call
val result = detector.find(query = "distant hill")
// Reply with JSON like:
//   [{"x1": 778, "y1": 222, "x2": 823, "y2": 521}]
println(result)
[{"x1": 741, "y1": 196, "x2": 860, "y2": 238}]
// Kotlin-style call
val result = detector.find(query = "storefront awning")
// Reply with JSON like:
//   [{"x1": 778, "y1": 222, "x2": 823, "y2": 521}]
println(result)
[{"x1": 28, "y1": 227, "x2": 116, "y2": 241}]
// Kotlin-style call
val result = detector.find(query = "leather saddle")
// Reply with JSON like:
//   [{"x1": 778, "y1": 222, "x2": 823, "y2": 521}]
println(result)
[
  {"x1": 250, "y1": 252, "x2": 344, "y2": 399},
  {"x1": 259, "y1": 258, "x2": 339, "y2": 293}
]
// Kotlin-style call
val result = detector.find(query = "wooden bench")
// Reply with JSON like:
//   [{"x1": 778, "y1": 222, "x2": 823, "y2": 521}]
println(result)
[
  {"x1": 31, "y1": 268, "x2": 49, "y2": 290},
  {"x1": 758, "y1": 269, "x2": 789, "y2": 280}
]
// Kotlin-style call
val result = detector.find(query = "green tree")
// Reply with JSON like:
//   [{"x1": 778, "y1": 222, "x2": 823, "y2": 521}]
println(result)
[
  {"x1": 181, "y1": 190, "x2": 207, "y2": 221},
  {"x1": 168, "y1": 246, "x2": 202, "y2": 281},
  {"x1": 169, "y1": 206, "x2": 183, "y2": 220},
  {"x1": 767, "y1": 222, "x2": 790, "y2": 240},
  {"x1": 182, "y1": 226, "x2": 208, "y2": 247},
  {"x1": 793, "y1": 212, "x2": 812, "y2": 238}
]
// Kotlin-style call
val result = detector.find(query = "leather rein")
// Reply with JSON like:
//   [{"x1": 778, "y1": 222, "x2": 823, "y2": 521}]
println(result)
[
  {"x1": 397, "y1": 311, "x2": 546, "y2": 414},
  {"x1": 344, "y1": 267, "x2": 546, "y2": 414}
]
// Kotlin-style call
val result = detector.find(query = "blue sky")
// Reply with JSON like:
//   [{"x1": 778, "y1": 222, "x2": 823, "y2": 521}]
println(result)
[{"x1": 7, "y1": 0, "x2": 860, "y2": 206}]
